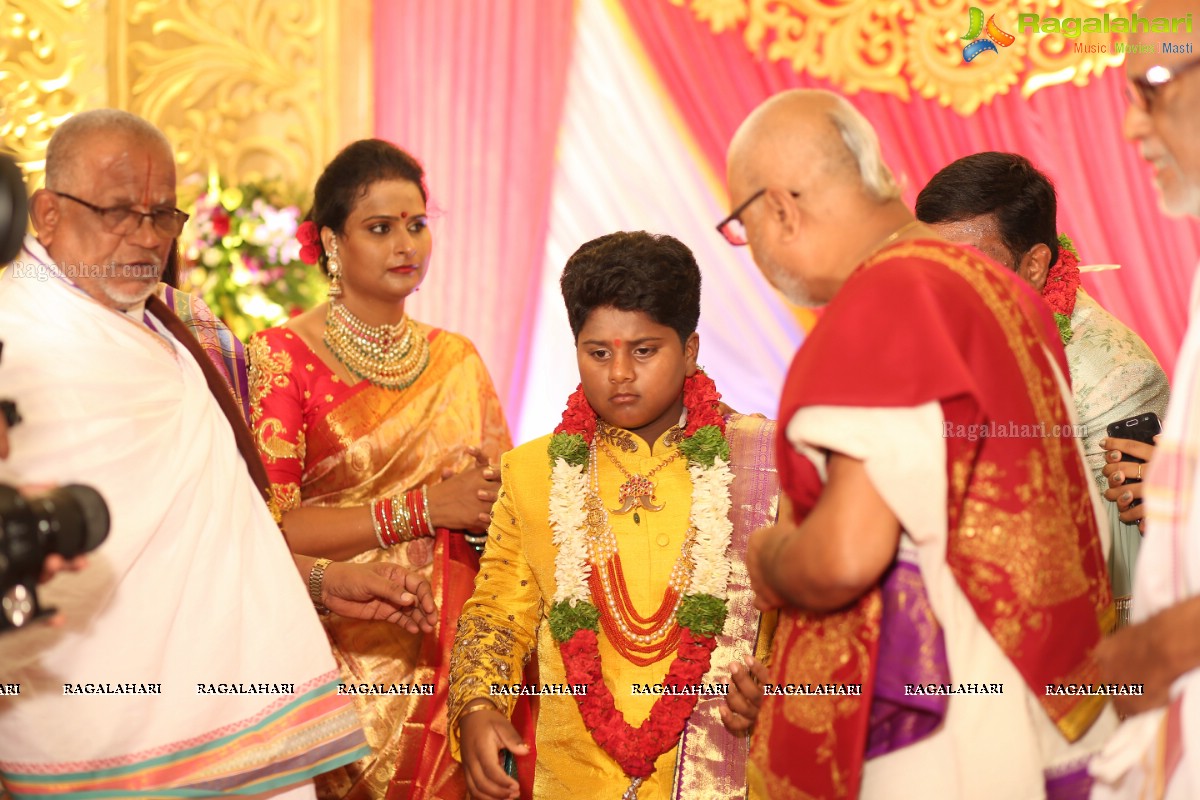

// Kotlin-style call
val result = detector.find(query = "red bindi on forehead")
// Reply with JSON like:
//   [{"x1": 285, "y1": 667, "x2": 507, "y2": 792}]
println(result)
[
  {"x1": 401, "y1": 211, "x2": 408, "y2": 218},
  {"x1": 614, "y1": 338, "x2": 622, "y2": 348}
]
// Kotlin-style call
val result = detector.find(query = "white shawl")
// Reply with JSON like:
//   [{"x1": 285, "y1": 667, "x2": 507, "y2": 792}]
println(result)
[{"x1": 0, "y1": 238, "x2": 351, "y2": 782}]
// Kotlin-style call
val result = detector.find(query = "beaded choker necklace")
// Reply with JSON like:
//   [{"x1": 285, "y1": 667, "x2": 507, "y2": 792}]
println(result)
[{"x1": 323, "y1": 301, "x2": 430, "y2": 390}]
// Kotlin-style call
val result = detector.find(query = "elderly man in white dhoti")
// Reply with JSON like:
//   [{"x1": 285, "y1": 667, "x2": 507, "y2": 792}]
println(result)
[{"x1": 0, "y1": 109, "x2": 436, "y2": 799}]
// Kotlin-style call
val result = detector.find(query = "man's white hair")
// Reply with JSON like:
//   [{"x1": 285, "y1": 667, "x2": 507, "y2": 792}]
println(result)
[
  {"x1": 826, "y1": 98, "x2": 901, "y2": 203},
  {"x1": 44, "y1": 109, "x2": 173, "y2": 190}
]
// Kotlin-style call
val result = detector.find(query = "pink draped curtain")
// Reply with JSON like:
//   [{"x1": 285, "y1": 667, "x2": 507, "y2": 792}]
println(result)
[
  {"x1": 620, "y1": 0, "x2": 1200, "y2": 376},
  {"x1": 374, "y1": 0, "x2": 576, "y2": 413}
]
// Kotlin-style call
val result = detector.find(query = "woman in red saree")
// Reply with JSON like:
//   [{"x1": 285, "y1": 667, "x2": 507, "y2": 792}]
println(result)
[{"x1": 249, "y1": 140, "x2": 510, "y2": 800}]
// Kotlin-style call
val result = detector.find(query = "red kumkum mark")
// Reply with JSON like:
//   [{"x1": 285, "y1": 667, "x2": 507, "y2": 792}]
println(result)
[{"x1": 614, "y1": 338, "x2": 622, "y2": 348}]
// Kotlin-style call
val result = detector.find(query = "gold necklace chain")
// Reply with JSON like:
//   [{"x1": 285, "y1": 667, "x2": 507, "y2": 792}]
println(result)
[
  {"x1": 866, "y1": 219, "x2": 922, "y2": 260},
  {"x1": 323, "y1": 301, "x2": 430, "y2": 390},
  {"x1": 596, "y1": 434, "x2": 681, "y2": 518},
  {"x1": 597, "y1": 438, "x2": 681, "y2": 482}
]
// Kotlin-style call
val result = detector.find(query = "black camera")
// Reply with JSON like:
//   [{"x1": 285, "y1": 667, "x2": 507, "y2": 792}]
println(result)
[
  {"x1": 2, "y1": 153, "x2": 27, "y2": 430},
  {"x1": 1, "y1": 152, "x2": 25, "y2": 264},
  {"x1": 0, "y1": 156, "x2": 111, "y2": 632},
  {"x1": 0, "y1": 484, "x2": 110, "y2": 631}
]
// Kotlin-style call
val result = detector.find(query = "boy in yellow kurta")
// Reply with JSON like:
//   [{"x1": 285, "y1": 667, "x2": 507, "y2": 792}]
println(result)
[{"x1": 448, "y1": 232, "x2": 777, "y2": 800}]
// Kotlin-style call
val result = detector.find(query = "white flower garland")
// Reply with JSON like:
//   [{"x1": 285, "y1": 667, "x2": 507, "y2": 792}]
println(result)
[
  {"x1": 548, "y1": 447, "x2": 734, "y2": 610},
  {"x1": 687, "y1": 457, "x2": 734, "y2": 599},
  {"x1": 549, "y1": 458, "x2": 592, "y2": 605}
]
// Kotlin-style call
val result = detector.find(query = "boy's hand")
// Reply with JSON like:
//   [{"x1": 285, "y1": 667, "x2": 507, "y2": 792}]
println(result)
[
  {"x1": 460, "y1": 703, "x2": 528, "y2": 800},
  {"x1": 719, "y1": 656, "x2": 768, "y2": 734}
]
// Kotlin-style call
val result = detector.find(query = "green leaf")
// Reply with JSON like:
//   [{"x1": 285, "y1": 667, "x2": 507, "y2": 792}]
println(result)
[
  {"x1": 1057, "y1": 233, "x2": 1079, "y2": 258},
  {"x1": 548, "y1": 433, "x2": 588, "y2": 468},
  {"x1": 677, "y1": 594, "x2": 727, "y2": 637},
  {"x1": 549, "y1": 600, "x2": 599, "y2": 642},
  {"x1": 677, "y1": 425, "x2": 730, "y2": 468},
  {"x1": 1054, "y1": 311, "x2": 1073, "y2": 345}
]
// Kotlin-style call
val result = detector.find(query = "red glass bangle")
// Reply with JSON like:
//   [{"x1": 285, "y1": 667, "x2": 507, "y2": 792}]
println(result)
[{"x1": 407, "y1": 490, "x2": 430, "y2": 538}]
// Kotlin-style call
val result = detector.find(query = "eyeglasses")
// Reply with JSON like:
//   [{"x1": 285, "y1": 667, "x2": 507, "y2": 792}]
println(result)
[
  {"x1": 53, "y1": 191, "x2": 189, "y2": 238},
  {"x1": 715, "y1": 189, "x2": 800, "y2": 246},
  {"x1": 1126, "y1": 55, "x2": 1200, "y2": 113}
]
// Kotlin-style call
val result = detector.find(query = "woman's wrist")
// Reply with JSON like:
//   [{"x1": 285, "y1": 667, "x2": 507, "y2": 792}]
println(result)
[
  {"x1": 370, "y1": 489, "x2": 436, "y2": 549},
  {"x1": 424, "y1": 482, "x2": 446, "y2": 530}
]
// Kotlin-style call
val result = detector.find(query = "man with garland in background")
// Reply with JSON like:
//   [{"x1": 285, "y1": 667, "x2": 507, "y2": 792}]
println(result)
[
  {"x1": 448, "y1": 231, "x2": 778, "y2": 800},
  {"x1": 722, "y1": 89, "x2": 1116, "y2": 799},
  {"x1": 916, "y1": 151, "x2": 1170, "y2": 627}
]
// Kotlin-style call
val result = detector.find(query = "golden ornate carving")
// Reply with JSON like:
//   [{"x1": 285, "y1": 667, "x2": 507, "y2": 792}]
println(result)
[
  {"x1": 116, "y1": 0, "x2": 330, "y2": 188},
  {"x1": 3, "y1": 0, "x2": 371, "y2": 192},
  {"x1": 671, "y1": 0, "x2": 1135, "y2": 115},
  {"x1": 0, "y1": 0, "x2": 106, "y2": 183}
]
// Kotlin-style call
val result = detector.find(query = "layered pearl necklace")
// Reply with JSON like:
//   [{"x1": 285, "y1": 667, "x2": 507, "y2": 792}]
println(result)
[{"x1": 323, "y1": 301, "x2": 430, "y2": 390}]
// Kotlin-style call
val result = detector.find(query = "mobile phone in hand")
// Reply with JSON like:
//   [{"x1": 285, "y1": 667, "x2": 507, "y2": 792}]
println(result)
[
  {"x1": 1106, "y1": 412, "x2": 1161, "y2": 507},
  {"x1": 1106, "y1": 413, "x2": 1161, "y2": 463}
]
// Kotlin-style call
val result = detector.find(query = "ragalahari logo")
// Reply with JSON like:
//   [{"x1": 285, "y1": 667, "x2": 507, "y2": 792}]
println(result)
[{"x1": 961, "y1": 7, "x2": 1015, "y2": 62}]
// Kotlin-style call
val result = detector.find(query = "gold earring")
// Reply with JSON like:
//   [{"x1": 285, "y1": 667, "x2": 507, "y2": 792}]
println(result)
[{"x1": 327, "y1": 239, "x2": 343, "y2": 299}]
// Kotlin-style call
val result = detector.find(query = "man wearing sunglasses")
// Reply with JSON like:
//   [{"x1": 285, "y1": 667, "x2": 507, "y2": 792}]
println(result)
[
  {"x1": 1092, "y1": 3, "x2": 1200, "y2": 798},
  {"x1": 0, "y1": 110, "x2": 437, "y2": 799}
]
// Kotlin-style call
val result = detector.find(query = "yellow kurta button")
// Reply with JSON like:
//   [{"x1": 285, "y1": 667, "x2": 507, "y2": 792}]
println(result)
[{"x1": 655, "y1": 533, "x2": 670, "y2": 547}]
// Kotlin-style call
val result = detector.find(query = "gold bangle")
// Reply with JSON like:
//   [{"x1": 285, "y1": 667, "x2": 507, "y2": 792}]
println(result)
[
  {"x1": 456, "y1": 699, "x2": 497, "y2": 727},
  {"x1": 392, "y1": 494, "x2": 414, "y2": 543},
  {"x1": 308, "y1": 557, "x2": 333, "y2": 615}
]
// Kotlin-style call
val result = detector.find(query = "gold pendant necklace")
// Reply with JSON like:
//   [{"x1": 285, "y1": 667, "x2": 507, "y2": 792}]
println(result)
[
  {"x1": 323, "y1": 301, "x2": 430, "y2": 390},
  {"x1": 597, "y1": 434, "x2": 681, "y2": 524}
]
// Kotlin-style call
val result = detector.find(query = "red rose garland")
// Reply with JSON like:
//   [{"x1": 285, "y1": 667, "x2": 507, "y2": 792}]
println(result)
[
  {"x1": 555, "y1": 372, "x2": 724, "y2": 445},
  {"x1": 682, "y1": 372, "x2": 723, "y2": 436},
  {"x1": 561, "y1": 628, "x2": 717, "y2": 778},
  {"x1": 1043, "y1": 234, "x2": 1082, "y2": 344},
  {"x1": 554, "y1": 384, "x2": 599, "y2": 443}
]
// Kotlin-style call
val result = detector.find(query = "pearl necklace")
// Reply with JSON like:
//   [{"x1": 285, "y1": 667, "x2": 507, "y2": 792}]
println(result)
[{"x1": 323, "y1": 301, "x2": 430, "y2": 390}]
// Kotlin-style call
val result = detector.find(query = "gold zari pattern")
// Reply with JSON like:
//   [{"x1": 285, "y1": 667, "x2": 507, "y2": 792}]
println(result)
[
  {"x1": 447, "y1": 615, "x2": 523, "y2": 727},
  {"x1": 883, "y1": 241, "x2": 1113, "y2": 741},
  {"x1": 247, "y1": 335, "x2": 293, "y2": 428},
  {"x1": 249, "y1": 324, "x2": 512, "y2": 799}
]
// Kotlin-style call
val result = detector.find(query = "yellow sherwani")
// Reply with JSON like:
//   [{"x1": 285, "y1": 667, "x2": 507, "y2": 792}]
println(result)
[{"x1": 449, "y1": 419, "x2": 775, "y2": 799}]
